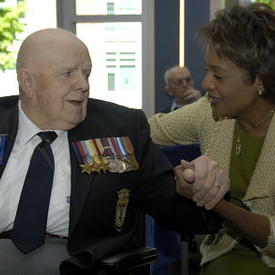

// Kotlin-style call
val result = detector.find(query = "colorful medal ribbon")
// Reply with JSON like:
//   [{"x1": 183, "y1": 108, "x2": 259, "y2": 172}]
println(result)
[
  {"x1": 121, "y1": 137, "x2": 139, "y2": 170},
  {"x1": 72, "y1": 136, "x2": 139, "y2": 174},
  {"x1": 72, "y1": 140, "x2": 107, "y2": 174}
]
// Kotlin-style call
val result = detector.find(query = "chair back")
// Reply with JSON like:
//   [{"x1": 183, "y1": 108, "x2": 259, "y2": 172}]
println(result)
[
  {"x1": 160, "y1": 143, "x2": 201, "y2": 166},
  {"x1": 150, "y1": 143, "x2": 201, "y2": 275}
]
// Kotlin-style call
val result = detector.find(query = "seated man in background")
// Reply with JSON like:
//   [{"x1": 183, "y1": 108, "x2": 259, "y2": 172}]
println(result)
[
  {"x1": 0, "y1": 28, "x2": 229, "y2": 275},
  {"x1": 161, "y1": 66, "x2": 201, "y2": 113},
  {"x1": 152, "y1": 65, "x2": 202, "y2": 275}
]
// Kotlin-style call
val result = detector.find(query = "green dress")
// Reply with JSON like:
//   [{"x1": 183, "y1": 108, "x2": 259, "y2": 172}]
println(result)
[{"x1": 201, "y1": 123, "x2": 275, "y2": 275}]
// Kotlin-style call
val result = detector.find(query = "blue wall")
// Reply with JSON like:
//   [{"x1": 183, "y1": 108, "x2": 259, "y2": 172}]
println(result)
[
  {"x1": 155, "y1": 0, "x2": 209, "y2": 112},
  {"x1": 185, "y1": 0, "x2": 209, "y2": 94},
  {"x1": 155, "y1": 0, "x2": 179, "y2": 113}
]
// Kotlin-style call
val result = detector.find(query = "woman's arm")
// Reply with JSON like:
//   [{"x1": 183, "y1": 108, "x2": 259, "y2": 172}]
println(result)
[
  {"x1": 214, "y1": 199, "x2": 270, "y2": 247},
  {"x1": 175, "y1": 155, "x2": 271, "y2": 247}
]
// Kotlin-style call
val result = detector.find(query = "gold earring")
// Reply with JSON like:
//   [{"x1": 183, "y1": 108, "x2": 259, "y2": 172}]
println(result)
[
  {"x1": 258, "y1": 89, "x2": 264, "y2": 96},
  {"x1": 209, "y1": 82, "x2": 215, "y2": 89}
]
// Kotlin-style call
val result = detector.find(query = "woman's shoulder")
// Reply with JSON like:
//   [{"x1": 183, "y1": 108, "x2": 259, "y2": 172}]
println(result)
[{"x1": 149, "y1": 95, "x2": 211, "y2": 127}]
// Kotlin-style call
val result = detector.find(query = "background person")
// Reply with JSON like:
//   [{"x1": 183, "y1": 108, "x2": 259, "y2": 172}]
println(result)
[
  {"x1": 152, "y1": 65, "x2": 203, "y2": 275},
  {"x1": 149, "y1": 3, "x2": 275, "y2": 275},
  {"x1": 0, "y1": 28, "x2": 228, "y2": 275},
  {"x1": 161, "y1": 66, "x2": 201, "y2": 113}
]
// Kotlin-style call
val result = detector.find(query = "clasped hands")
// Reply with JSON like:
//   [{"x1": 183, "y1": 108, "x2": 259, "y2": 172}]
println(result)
[{"x1": 175, "y1": 156, "x2": 230, "y2": 210}]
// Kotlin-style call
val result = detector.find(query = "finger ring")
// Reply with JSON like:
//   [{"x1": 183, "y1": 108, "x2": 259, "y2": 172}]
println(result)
[{"x1": 214, "y1": 183, "x2": 220, "y2": 188}]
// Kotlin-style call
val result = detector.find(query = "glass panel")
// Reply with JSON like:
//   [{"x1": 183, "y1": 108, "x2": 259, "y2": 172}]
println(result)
[
  {"x1": 77, "y1": 22, "x2": 142, "y2": 109},
  {"x1": 120, "y1": 66, "x2": 135, "y2": 91},
  {"x1": 108, "y1": 73, "x2": 115, "y2": 90},
  {"x1": 76, "y1": 0, "x2": 142, "y2": 15}
]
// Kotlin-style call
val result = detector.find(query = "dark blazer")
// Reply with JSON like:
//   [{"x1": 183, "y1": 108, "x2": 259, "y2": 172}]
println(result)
[
  {"x1": 159, "y1": 105, "x2": 172, "y2": 114},
  {"x1": 0, "y1": 96, "x2": 220, "y2": 274}
]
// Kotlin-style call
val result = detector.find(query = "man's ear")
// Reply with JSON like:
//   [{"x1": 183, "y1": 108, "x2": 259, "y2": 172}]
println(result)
[
  {"x1": 17, "y1": 69, "x2": 34, "y2": 98},
  {"x1": 165, "y1": 86, "x2": 174, "y2": 96}
]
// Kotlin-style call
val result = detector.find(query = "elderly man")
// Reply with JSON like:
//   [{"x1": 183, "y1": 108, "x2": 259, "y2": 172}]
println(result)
[
  {"x1": 161, "y1": 66, "x2": 201, "y2": 113},
  {"x1": 0, "y1": 28, "x2": 228, "y2": 275}
]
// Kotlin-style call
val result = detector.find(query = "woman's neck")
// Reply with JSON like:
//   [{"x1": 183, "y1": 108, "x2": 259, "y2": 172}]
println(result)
[{"x1": 237, "y1": 101, "x2": 274, "y2": 136}]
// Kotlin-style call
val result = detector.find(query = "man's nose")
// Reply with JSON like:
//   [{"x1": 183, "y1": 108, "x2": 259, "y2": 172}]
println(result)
[{"x1": 75, "y1": 72, "x2": 89, "y2": 92}]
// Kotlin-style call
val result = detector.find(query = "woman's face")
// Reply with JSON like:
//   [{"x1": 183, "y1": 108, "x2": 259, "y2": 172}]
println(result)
[{"x1": 202, "y1": 45, "x2": 261, "y2": 121}]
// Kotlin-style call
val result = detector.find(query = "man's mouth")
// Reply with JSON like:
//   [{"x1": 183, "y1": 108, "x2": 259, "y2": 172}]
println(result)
[{"x1": 68, "y1": 99, "x2": 84, "y2": 106}]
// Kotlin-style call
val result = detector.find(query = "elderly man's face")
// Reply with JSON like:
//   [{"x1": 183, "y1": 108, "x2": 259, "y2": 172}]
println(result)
[
  {"x1": 167, "y1": 68, "x2": 193, "y2": 100},
  {"x1": 27, "y1": 37, "x2": 91, "y2": 130}
]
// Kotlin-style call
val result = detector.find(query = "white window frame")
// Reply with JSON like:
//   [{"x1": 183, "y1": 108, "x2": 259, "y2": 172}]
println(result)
[{"x1": 57, "y1": 0, "x2": 155, "y2": 117}]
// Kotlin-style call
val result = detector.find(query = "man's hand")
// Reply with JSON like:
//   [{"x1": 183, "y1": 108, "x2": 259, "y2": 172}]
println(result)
[
  {"x1": 175, "y1": 160, "x2": 195, "y2": 200},
  {"x1": 183, "y1": 88, "x2": 201, "y2": 103},
  {"x1": 175, "y1": 156, "x2": 230, "y2": 210}
]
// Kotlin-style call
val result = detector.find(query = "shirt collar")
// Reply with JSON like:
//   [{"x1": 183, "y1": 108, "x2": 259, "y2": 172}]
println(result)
[
  {"x1": 170, "y1": 100, "x2": 183, "y2": 111},
  {"x1": 17, "y1": 101, "x2": 63, "y2": 145}
]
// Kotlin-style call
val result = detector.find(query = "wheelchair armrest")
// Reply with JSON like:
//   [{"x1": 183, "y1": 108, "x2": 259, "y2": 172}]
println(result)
[{"x1": 98, "y1": 247, "x2": 158, "y2": 271}]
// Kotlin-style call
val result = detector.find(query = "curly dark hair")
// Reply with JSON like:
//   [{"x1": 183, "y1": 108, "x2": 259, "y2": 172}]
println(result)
[{"x1": 199, "y1": 3, "x2": 275, "y2": 103}]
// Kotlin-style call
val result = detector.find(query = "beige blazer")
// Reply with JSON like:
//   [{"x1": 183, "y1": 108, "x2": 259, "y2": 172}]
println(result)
[{"x1": 149, "y1": 96, "x2": 275, "y2": 267}]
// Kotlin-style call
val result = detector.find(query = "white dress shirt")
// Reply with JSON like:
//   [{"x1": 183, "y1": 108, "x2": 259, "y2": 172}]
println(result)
[
  {"x1": 0, "y1": 102, "x2": 71, "y2": 237},
  {"x1": 170, "y1": 100, "x2": 183, "y2": 111}
]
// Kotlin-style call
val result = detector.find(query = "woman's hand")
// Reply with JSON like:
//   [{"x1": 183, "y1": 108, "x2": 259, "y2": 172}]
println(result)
[{"x1": 175, "y1": 156, "x2": 230, "y2": 209}]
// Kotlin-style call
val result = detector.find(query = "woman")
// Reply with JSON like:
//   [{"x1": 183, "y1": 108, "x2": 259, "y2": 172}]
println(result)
[{"x1": 149, "y1": 3, "x2": 275, "y2": 275}]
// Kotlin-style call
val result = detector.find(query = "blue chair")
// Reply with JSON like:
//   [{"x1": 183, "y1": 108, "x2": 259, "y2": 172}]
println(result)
[
  {"x1": 147, "y1": 144, "x2": 201, "y2": 275},
  {"x1": 160, "y1": 143, "x2": 201, "y2": 166}
]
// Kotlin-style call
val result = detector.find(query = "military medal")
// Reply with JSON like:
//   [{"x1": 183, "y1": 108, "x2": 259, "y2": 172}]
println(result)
[
  {"x1": 114, "y1": 137, "x2": 133, "y2": 171},
  {"x1": 73, "y1": 140, "x2": 107, "y2": 174},
  {"x1": 73, "y1": 136, "x2": 139, "y2": 174},
  {"x1": 108, "y1": 158, "x2": 127, "y2": 173},
  {"x1": 80, "y1": 158, "x2": 92, "y2": 175},
  {"x1": 114, "y1": 188, "x2": 130, "y2": 232},
  {"x1": 90, "y1": 140, "x2": 108, "y2": 173},
  {"x1": 121, "y1": 137, "x2": 139, "y2": 170}
]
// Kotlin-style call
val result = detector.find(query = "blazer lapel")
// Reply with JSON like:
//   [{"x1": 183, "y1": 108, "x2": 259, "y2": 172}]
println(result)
[
  {"x1": 245, "y1": 115, "x2": 275, "y2": 200},
  {"x1": 67, "y1": 130, "x2": 96, "y2": 236},
  {"x1": 205, "y1": 119, "x2": 235, "y2": 175},
  {"x1": 0, "y1": 103, "x2": 18, "y2": 179},
  {"x1": 205, "y1": 115, "x2": 275, "y2": 200}
]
